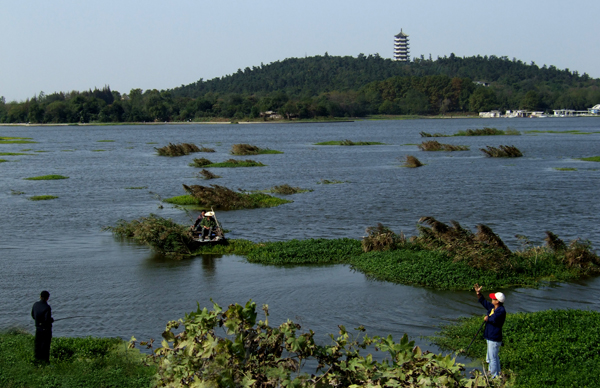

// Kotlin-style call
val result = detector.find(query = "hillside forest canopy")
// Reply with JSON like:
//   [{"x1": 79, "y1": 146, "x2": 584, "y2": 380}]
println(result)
[{"x1": 2, "y1": 53, "x2": 599, "y2": 124}]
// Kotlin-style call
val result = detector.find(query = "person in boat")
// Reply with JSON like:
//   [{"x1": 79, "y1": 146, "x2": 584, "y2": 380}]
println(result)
[
  {"x1": 31, "y1": 290, "x2": 54, "y2": 363},
  {"x1": 191, "y1": 210, "x2": 206, "y2": 231},
  {"x1": 199, "y1": 211, "x2": 217, "y2": 241}
]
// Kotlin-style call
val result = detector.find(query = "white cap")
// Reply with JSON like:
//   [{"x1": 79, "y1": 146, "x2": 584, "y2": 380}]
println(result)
[{"x1": 490, "y1": 292, "x2": 506, "y2": 303}]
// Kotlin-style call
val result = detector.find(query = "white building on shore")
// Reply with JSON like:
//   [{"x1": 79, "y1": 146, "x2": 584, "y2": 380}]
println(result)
[{"x1": 393, "y1": 30, "x2": 410, "y2": 62}]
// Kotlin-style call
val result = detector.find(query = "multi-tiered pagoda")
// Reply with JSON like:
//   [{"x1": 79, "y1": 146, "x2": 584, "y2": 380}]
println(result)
[{"x1": 393, "y1": 29, "x2": 410, "y2": 62}]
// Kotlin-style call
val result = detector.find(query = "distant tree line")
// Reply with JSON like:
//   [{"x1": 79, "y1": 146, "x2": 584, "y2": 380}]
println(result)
[{"x1": 1, "y1": 54, "x2": 599, "y2": 124}]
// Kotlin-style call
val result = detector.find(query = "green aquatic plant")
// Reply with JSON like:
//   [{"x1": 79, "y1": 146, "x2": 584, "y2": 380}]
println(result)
[
  {"x1": 155, "y1": 142, "x2": 200, "y2": 156},
  {"x1": 198, "y1": 146, "x2": 215, "y2": 152},
  {"x1": 133, "y1": 300, "x2": 481, "y2": 388},
  {"x1": 480, "y1": 145, "x2": 523, "y2": 157},
  {"x1": 205, "y1": 159, "x2": 266, "y2": 168},
  {"x1": 263, "y1": 184, "x2": 312, "y2": 195},
  {"x1": 314, "y1": 139, "x2": 385, "y2": 145},
  {"x1": 247, "y1": 238, "x2": 362, "y2": 265},
  {"x1": 419, "y1": 131, "x2": 450, "y2": 137},
  {"x1": 230, "y1": 143, "x2": 283, "y2": 155},
  {"x1": 454, "y1": 127, "x2": 519, "y2": 136},
  {"x1": 0, "y1": 159, "x2": 7, "y2": 163},
  {"x1": 29, "y1": 195, "x2": 58, "y2": 201},
  {"x1": 430, "y1": 309, "x2": 600, "y2": 388},
  {"x1": 189, "y1": 157, "x2": 213, "y2": 167},
  {"x1": 0, "y1": 152, "x2": 32, "y2": 156},
  {"x1": 91, "y1": 149, "x2": 106, "y2": 152},
  {"x1": 0, "y1": 330, "x2": 154, "y2": 388},
  {"x1": 553, "y1": 167, "x2": 577, "y2": 171},
  {"x1": 0, "y1": 139, "x2": 37, "y2": 144},
  {"x1": 24, "y1": 175, "x2": 69, "y2": 180},
  {"x1": 579, "y1": 156, "x2": 600, "y2": 162},
  {"x1": 419, "y1": 141, "x2": 469, "y2": 151}
]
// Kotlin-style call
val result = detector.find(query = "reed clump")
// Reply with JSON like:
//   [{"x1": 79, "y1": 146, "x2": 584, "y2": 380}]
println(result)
[
  {"x1": 163, "y1": 184, "x2": 291, "y2": 210},
  {"x1": 156, "y1": 143, "x2": 200, "y2": 156},
  {"x1": 268, "y1": 184, "x2": 311, "y2": 195},
  {"x1": 189, "y1": 158, "x2": 213, "y2": 167},
  {"x1": 418, "y1": 141, "x2": 469, "y2": 151},
  {"x1": 199, "y1": 146, "x2": 215, "y2": 152},
  {"x1": 419, "y1": 132, "x2": 449, "y2": 137},
  {"x1": 314, "y1": 140, "x2": 385, "y2": 146},
  {"x1": 480, "y1": 145, "x2": 523, "y2": 157},
  {"x1": 361, "y1": 223, "x2": 406, "y2": 252},
  {"x1": 197, "y1": 169, "x2": 221, "y2": 179},
  {"x1": 206, "y1": 159, "x2": 266, "y2": 167},
  {"x1": 231, "y1": 144, "x2": 282, "y2": 155},
  {"x1": 455, "y1": 127, "x2": 505, "y2": 136},
  {"x1": 402, "y1": 155, "x2": 424, "y2": 168}
]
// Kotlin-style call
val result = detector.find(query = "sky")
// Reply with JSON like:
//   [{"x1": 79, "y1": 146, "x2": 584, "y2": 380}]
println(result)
[{"x1": 1, "y1": 0, "x2": 599, "y2": 102}]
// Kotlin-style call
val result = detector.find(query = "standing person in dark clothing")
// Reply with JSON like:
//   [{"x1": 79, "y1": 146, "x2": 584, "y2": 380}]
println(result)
[
  {"x1": 474, "y1": 283, "x2": 506, "y2": 379},
  {"x1": 31, "y1": 290, "x2": 54, "y2": 363}
]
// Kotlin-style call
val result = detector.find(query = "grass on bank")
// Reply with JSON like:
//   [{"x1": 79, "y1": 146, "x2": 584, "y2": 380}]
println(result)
[
  {"x1": 314, "y1": 139, "x2": 385, "y2": 146},
  {"x1": 107, "y1": 215, "x2": 599, "y2": 290},
  {"x1": 579, "y1": 156, "x2": 600, "y2": 162},
  {"x1": 189, "y1": 158, "x2": 266, "y2": 168},
  {"x1": 430, "y1": 309, "x2": 600, "y2": 388},
  {"x1": 23, "y1": 175, "x2": 69, "y2": 180},
  {"x1": 230, "y1": 143, "x2": 283, "y2": 155},
  {"x1": 163, "y1": 184, "x2": 291, "y2": 210},
  {"x1": 0, "y1": 329, "x2": 155, "y2": 388},
  {"x1": 29, "y1": 195, "x2": 58, "y2": 201}
]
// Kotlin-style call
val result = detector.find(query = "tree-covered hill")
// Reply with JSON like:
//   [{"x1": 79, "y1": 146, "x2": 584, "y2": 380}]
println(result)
[{"x1": 1, "y1": 54, "x2": 599, "y2": 124}]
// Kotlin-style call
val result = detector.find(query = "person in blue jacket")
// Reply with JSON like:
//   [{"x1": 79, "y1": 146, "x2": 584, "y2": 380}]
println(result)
[{"x1": 474, "y1": 283, "x2": 506, "y2": 379}]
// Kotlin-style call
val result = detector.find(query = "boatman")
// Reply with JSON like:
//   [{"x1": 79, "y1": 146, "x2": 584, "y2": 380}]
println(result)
[
  {"x1": 199, "y1": 211, "x2": 217, "y2": 241},
  {"x1": 474, "y1": 284, "x2": 506, "y2": 379},
  {"x1": 31, "y1": 290, "x2": 54, "y2": 364}
]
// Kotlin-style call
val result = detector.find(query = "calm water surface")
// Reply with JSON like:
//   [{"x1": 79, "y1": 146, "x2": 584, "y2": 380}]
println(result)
[{"x1": 1, "y1": 118, "x2": 599, "y2": 359}]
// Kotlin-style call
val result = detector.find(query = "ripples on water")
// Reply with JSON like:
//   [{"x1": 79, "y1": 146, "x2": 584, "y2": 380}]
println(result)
[{"x1": 1, "y1": 118, "x2": 599, "y2": 356}]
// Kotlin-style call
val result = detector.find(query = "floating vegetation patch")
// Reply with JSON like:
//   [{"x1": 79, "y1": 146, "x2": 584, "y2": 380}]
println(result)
[
  {"x1": 156, "y1": 143, "x2": 200, "y2": 156},
  {"x1": 205, "y1": 159, "x2": 266, "y2": 168},
  {"x1": 146, "y1": 142, "x2": 158, "y2": 144},
  {"x1": 163, "y1": 184, "x2": 291, "y2": 210},
  {"x1": 0, "y1": 152, "x2": 32, "y2": 156},
  {"x1": 0, "y1": 136, "x2": 33, "y2": 140},
  {"x1": 97, "y1": 140, "x2": 115, "y2": 142},
  {"x1": 0, "y1": 139, "x2": 37, "y2": 144},
  {"x1": 526, "y1": 130, "x2": 593, "y2": 135},
  {"x1": 199, "y1": 146, "x2": 215, "y2": 152},
  {"x1": 29, "y1": 195, "x2": 58, "y2": 201},
  {"x1": 314, "y1": 139, "x2": 385, "y2": 146},
  {"x1": 579, "y1": 156, "x2": 600, "y2": 162},
  {"x1": 401, "y1": 155, "x2": 424, "y2": 167},
  {"x1": 247, "y1": 238, "x2": 362, "y2": 265},
  {"x1": 317, "y1": 179, "x2": 348, "y2": 184},
  {"x1": 455, "y1": 127, "x2": 520, "y2": 136},
  {"x1": 91, "y1": 149, "x2": 106, "y2": 152},
  {"x1": 419, "y1": 132, "x2": 449, "y2": 137},
  {"x1": 418, "y1": 141, "x2": 469, "y2": 151},
  {"x1": 262, "y1": 184, "x2": 313, "y2": 195},
  {"x1": 34, "y1": 150, "x2": 49, "y2": 153},
  {"x1": 553, "y1": 167, "x2": 577, "y2": 171},
  {"x1": 431, "y1": 309, "x2": 600, "y2": 388},
  {"x1": 230, "y1": 143, "x2": 282, "y2": 155},
  {"x1": 125, "y1": 186, "x2": 148, "y2": 190},
  {"x1": 24, "y1": 175, "x2": 69, "y2": 180},
  {"x1": 0, "y1": 159, "x2": 7, "y2": 163},
  {"x1": 361, "y1": 223, "x2": 406, "y2": 252},
  {"x1": 11, "y1": 190, "x2": 25, "y2": 195},
  {"x1": 196, "y1": 169, "x2": 221, "y2": 179},
  {"x1": 480, "y1": 145, "x2": 523, "y2": 157}
]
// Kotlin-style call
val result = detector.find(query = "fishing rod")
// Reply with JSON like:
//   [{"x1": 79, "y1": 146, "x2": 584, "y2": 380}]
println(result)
[
  {"x1": 464, "y1": 320, "x2": 486, "y2": 354},
  {"x1": 53, "y1": 316, "x2": 95, "y2": 322}
]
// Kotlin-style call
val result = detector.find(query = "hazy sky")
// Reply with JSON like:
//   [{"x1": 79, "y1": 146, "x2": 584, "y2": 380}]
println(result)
[{"x1": 2, "y1": 0, "x2": 599, "y2": 102}]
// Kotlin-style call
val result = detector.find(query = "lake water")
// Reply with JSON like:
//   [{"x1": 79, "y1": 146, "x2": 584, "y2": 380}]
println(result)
[{"x1": 1, "y1": 118, "x2": 599, "y2": 362}]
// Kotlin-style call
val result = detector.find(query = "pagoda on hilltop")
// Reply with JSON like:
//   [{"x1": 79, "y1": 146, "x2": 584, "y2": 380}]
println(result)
[{"x1": 393, "y1": 29, "x2": 410, "y2": 62}]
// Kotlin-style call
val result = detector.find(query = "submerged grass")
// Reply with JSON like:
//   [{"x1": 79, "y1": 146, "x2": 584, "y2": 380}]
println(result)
[
  {"x1": 231, "y1": 143, "x2": 283, "y2": 155},
  {"x1": 0, "y1": 152, "x2": 32, "y2": 156},
  {"x1": 0, "y1": 330, "x2": 155, "y2": 388},
  {"x1": 579, "y1": 156, "x2": 600, "y2": 162},
  {"x1": 314, "y1": 140, "x2": 385, "y2": 146},
  {"x1": 418, "y1": 141, "x2": 469, "y2": 151},
  {"x1": 23, "y1": 175, "x2": 69, "y2": 180},
  {"x1": 430, "y1": 310, "x2": 600, "y2": 388},
  {"x1": 29, "y1": 195, "x2": 58, "y2": 201},
  {"x1": 0, "y1": 159, "x2": 7, "y2": 163},
  {"x1": 0, "y1": 140, "x2": 37, "y2": 144}
]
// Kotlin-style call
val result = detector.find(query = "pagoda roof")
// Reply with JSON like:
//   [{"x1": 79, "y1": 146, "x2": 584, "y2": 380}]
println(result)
[{"x1": 395, "y1": 29, "x2": 409, "y2": 38}]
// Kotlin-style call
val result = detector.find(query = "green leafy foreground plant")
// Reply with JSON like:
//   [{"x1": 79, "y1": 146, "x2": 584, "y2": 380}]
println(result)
[
  {"x1": 430, "y1": 309, "x2": 600, "y2": 388},
  {"x1": 132, "y1": 300, "x2": 489, "y2": 387}
]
